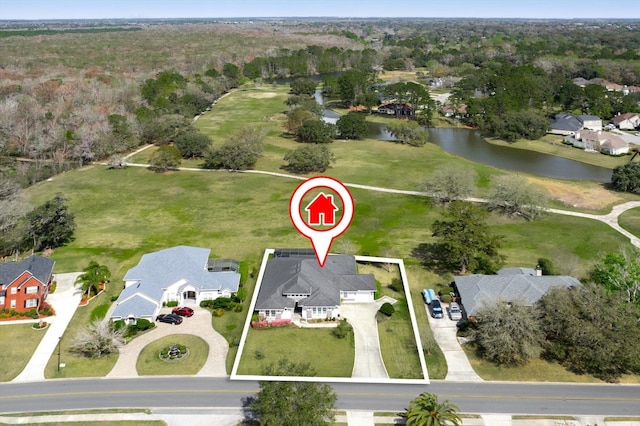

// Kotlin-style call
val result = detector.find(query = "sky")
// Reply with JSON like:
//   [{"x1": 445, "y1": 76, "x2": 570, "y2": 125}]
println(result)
[{"x1": 1, "y1": 0, "x2": 639, "y2": 20}]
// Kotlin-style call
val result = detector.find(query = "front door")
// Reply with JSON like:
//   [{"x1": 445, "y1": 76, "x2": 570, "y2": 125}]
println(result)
[{"x1": 183, "y1": 290, "x2": 196, "y2": 300}]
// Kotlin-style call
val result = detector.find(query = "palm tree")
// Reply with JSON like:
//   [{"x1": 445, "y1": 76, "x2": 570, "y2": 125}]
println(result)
[
  {"x1": 405, "y1": 392, "x2": 462, "y2": 426},
  {"x1": 76, "y1": 261, "x2": 111, "y2": 299}
]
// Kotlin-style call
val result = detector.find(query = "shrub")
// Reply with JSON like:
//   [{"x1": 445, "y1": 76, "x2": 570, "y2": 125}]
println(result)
[
  {"x1": 331, "y1": 319, "x2": 352, "y2": 339},
  {"x1": 200, "y1": 300, "x2": 215, "y2": 309},
  {"x1": 165, "y1": 301, "x2": 178, "y2": 307},
  {"x1": 136, "y1": 318, "x2": 153, "y2": 331},
  {"x1": 255, "y1": 348, "x2": 265, "y2": 359},
  {"x1": 440, "y1": 294, "x2": 452, "y2": 303},
  {"x1": 124, "y1": 324, "x2": 139, "y2": 338},
  {"x1": 112, "y1": 319, "x2": 125, "y2": 330},
  {"x1": 379, "y1": 302, "x2": 395, "y2": 317},
  {"x1": 233, "y1": 304, "x2": 243, "y2": 312},
  {"x1": 388, "y1": 278, "x2": 403, "y2": 292},
  {"x1": 212, "y1": 308, "x2": 224, "y2": 317},
  {"x1": 49, "y1": 282, "x2": 57, "y2": 293},
  {"x1": 213, "y1": 297, "x2": 235, "y2": 311},
  {"x1": 271, "y1": 319, "x2": 292, "y2": 327},
  {"x1": 111, "y1": 296, "x2": 119, "y2": 302},
  {"x1": 251, "y1": 320, "x2": 269, "y2": 328}
]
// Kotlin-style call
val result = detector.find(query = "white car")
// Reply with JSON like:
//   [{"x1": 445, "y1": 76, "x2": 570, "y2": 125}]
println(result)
[{"x1": 449, "y1": 302, "x2": 463, "y2": 321}]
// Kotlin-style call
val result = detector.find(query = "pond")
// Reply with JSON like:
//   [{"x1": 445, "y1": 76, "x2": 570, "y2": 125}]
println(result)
[{"x1": 316, "y1": 91, "x2": 612, "y2": 182}]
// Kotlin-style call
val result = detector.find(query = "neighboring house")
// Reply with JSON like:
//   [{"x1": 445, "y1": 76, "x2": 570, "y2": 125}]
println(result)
[
  {"x1": 0, "y1": 256, "x2": 55, "y2": 313},
  {"x1": 453, "y1": 267, "x2": 580, "y2": 319},
  {"x1": 549, "y1": 112, "x2": 602, "y2": 135},
  {"x1": 442, "y1": 104, "x2": 467, "y2": 118},
  {"x1": 612, "y1": 113, "x2": 640, "y2": 130},
  {"x1": 377, "y1": 103, "x2": 415, "y2": 117},
  {"x1": 564, "y1": 130, "x2": 629, "y2": 155},
  {"x1": 110, "y1": 246, "x2": 240, "y2": 324},
  {"x1": 254, "y1": 250, "x2": 376, "y2": 321}
]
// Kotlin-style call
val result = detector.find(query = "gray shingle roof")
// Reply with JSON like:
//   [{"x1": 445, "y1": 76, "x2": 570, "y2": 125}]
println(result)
[
  {"x1": 124, "y1": 246, "x2": 239, "y2": 293},
  {"x1": 255, "y1": 254, "x2": 376, "y2": 310},
  {"x1": 111, "y1": 246, "x2": 240, "y2": 320},
  {"x1": 455, "y1": 270, "x2": 580, "y2": 316},
  {"x1": 111, "y1": 294, "x2": 158, "y2": 319},
  {"x1": 0, "y1": 256, "x2": 55, "y2": 287},
  {"x1": 550, "y1": 113, "x2": 584, "y2": 132}
]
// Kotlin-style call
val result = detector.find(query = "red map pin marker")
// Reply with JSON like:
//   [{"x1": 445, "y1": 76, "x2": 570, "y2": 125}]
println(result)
[{"x1": 290, "y1": 176, "x2": 354, "y2": 267}]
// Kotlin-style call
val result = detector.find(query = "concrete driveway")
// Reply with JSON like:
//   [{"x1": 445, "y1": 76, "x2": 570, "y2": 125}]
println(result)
[
  {"x1": 340, "y1": 296, "x2": 396, "y2": 379},
  {"x1": 425, "y1": 302, "x2": 482, "y2": 381},
  {"x1": 107, "y1": 306, "x2": 228, "y2": 377},
  {"x1": 12, "y1": 272, "x2": 83, "y2": 382}
]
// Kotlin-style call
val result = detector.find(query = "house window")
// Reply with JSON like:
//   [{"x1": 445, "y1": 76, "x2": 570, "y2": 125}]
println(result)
[
  {"x1": 0, "y1": 296, "x2": 4, "y2": 305},
  {"x1": 10, "y1": 299, "x2": 16, "y2": 308},
  {"x1": 10, "y1": 287, "x2": 17, "y2": 295},
  {"x1": 25, "y1": 299, "x2": 38, "y2": 308},
  {"x1": 25, "y1": 286, "x2": 38, "y2": 294}
]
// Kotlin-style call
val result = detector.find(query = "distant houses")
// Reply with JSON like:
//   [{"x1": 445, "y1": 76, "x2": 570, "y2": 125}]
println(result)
[
  {"x1": 564, "y1": 130, "x2": 629, "y2": 155},
  {"x1": 549, "y1": 112, "x2": 602, "y2": 135},
  {"x1": 612, "y1": 113, "x2": 640, "y2": 130}
]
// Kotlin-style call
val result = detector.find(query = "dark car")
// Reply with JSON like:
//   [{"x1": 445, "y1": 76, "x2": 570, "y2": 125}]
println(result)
[
  {"x1": 430, "y1": 299, "x2": 444, "y2": 319},
  {"x1": 156, "y1": 313, "x2": 183, "y2": 325},
  {"x1": 172, "y1": 306, "x2": 194, "y2": 317}
]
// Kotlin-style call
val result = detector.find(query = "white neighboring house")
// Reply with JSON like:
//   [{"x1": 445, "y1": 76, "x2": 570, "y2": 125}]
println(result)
[
  {"x1": 612, "y1": 113, "x2": 640, "y2": 130},
  {"x1": 564, "y1": 130, "x2": 629, "y2": 155},
  {"x1": 110, "y1": 246, "x2": 240, "y2": 324},
  {"x1": 254, "y1": 250, "x2": 376, "y2": 321}
]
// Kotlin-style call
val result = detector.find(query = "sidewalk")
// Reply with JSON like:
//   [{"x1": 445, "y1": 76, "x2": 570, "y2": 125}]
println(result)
[{"x1": 12, "y1": 272, "x2": 82, "y2": 382}]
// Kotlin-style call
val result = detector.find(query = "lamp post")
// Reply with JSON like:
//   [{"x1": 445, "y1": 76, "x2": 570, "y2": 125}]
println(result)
[{"x1": 57, "y1": 336, "x2": 61, "y2": 372}]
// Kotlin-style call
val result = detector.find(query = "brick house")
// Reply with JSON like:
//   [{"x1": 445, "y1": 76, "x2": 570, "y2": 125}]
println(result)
[{"x1": 0, "y1": 256, "x2": 55, "y2": 312}]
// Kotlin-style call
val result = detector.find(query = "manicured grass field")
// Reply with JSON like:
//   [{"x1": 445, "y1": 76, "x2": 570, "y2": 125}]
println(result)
[
  {"x1": 136, "y1": 335, "x2": 208, "y2": 376},
  {"x1": 618, "y1": 207, "x2": 640, "y2": 238},
  {"x1": 236, "y1": 327, "x2": 355, "y2": 377},
  {"x1": 0, "y1": 324, "x2": 47, "y2": 381}
]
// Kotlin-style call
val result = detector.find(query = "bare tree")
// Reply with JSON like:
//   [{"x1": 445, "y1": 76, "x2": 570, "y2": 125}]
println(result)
[
  {"x1": 488, "y1": 175, "x2": 548, "y2": 221},
  {"x1": 71, "y1": 319, "x2": 125, "y2": 358},
  {"x1": 424, "y1": 166, "x2": 477, "y2": 205}
]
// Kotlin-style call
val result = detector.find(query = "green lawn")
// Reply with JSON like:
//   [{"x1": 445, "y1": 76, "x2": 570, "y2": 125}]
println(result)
[
  {"x1": 44, "y1": 282, "x2": 122, "y2": 379},
  {"x1": 462, "y1": 343, "x2": 637, "y2": 384},
  {"x1": 0, "y1": 324, "x2": 47, "y2": 381},
  {"x1": 136, "y1": 335, "x2": 208, "y2": 376},
  {"x1": 236, "y1": 327, "x2": 354, "y2": 377},
  {"x1": 619, "y1": 207, "x2": 640, "y2": 238},
  {"x1": 358, "y1": 263, "x2": 423, "y2": 379}
]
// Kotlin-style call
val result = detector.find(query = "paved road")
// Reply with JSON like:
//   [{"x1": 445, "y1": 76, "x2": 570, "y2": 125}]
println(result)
[{"x1": 1, "y1": 378, "x2": 639, "y2": 416}]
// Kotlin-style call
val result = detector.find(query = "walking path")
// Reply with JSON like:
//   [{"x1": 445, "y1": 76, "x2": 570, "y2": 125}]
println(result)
[
  {"x1": 122, "y1": 157, "x2": 640, "y2": 249},
  {"x1": 12, "y1": 272, "x2": 82, "y2": 382},
  {"x1": 107, "y1": 306, "x2": 227, "y2": 377}
]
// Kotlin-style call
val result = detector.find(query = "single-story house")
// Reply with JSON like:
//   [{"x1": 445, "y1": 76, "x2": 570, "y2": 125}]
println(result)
[
  {"x1": 110, "y1": 246, "x2": 240, "y2": 324},
  {"x1": 254, "y1": 250, "x2": 376, "y2": 321},
  {"x1": 612, "y1": 113, "x2": 640, "y2": 130},
  {"x1": 549, "y1": 112, "x2": 602, "y2": 135},
  {"x1": 564, "y1": 130, "x2": 629, "y2": 155},
  {"x1": 442, "y1": 104, "x2": 467, "y2": 118},
  {"x1": 0, "y1": 256, "x2": 55, "y2": 312},
  {"x1": 453, "y1": 267, "x2": 580, "y2": 319}
]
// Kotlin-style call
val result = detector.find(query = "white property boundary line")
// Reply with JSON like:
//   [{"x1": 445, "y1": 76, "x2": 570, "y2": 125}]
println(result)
[{"x1": 230, "y1": 249, "x2": 429, "y2": 384}]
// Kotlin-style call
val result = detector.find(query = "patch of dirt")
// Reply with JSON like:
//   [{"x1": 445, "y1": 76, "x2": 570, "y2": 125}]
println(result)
[
  {"x1": 247, "y1": 92, "x2": 278, "y2": 99},
  {"x1": 527, "y1": 177, "x2": 623, "y2": 210}
]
